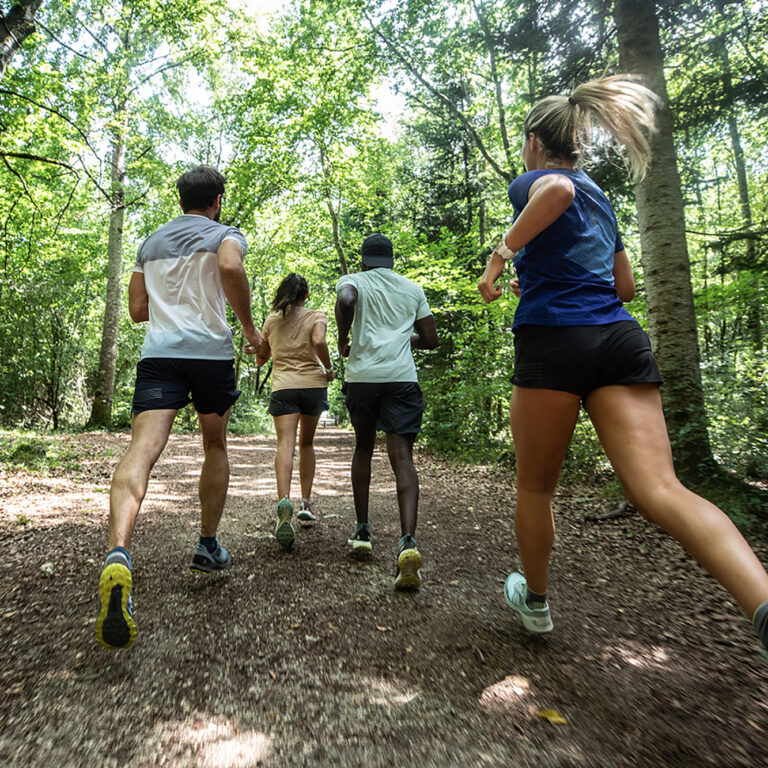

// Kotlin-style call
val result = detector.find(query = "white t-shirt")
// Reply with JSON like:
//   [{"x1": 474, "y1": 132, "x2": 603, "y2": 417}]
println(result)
[
  {"x1": 133, "y1": 214, "x2": 248, "y2": 359},
  {"x1": 335, "y1": 268, "x2": 431, "y2": 383}
]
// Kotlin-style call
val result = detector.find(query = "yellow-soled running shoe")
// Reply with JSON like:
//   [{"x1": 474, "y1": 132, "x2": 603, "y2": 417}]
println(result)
[
  {"x1": 394, "y1": 534, "x2": 422, "y2": 591},
  {"x1": 95, "y1": 557, "x2": 136, "y2": 649}
]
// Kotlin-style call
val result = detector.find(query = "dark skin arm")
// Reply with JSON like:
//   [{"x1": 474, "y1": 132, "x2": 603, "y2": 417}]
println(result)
[
  {"x1": 335, "y1": 284, "x2": 358, "y2": 357},
  {"x1": 411, "y1": 315, "x2": 438, "y2": 350}
]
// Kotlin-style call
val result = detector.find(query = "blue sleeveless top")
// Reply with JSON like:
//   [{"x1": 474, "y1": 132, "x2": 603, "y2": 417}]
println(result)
[{"x1": 508, "y1": 169, "x2": 633, "y2": 329}]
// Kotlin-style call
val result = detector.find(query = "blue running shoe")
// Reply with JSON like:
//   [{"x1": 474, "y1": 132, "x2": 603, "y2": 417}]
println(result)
[
  {"x1": 189, "y1": 541, "x2": 231, "y2": 573},
  {"x1": 275, "y1": 497, "x2": 295, "y2": 550},
  {"x1": 504, "y1": 572, "x2": 553, "y2": 633},
  {"x1": 95, "y1": 551, "x2": 136, "y2": 649}
]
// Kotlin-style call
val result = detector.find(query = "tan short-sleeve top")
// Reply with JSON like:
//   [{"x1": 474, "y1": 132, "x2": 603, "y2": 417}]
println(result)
[{"x1": 262, "y1": 306, "x2": 328, "y2": 391}]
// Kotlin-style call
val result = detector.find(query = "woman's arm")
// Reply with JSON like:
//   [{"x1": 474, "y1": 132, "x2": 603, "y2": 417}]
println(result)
[
  {"x1": 255, "y1": 335, "x2": 271, "y2": 367},
  {"x1": 478, "y1": 174, "x2": 575, "y2": 303},
  {"x1": 311, "y1": 321, "x2": 335, "y2": 381},
  {"x1": 613, "y1": 250, "x2": 635, "y2": 302}
]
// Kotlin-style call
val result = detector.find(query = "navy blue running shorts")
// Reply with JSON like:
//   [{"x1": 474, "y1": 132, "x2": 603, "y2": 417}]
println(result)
[
  {"x1": 268, "y1": 387, "x2": 329, "y2": 417},
  {"x1": 131, "y1": 358, "x2": 240, "y2": 416},
  {"x1": 512, "y1": 321, "x2": 663, "y2": 398},
  {"x1": 343, "y1": 381, "x2": 423, "y2": 435}
]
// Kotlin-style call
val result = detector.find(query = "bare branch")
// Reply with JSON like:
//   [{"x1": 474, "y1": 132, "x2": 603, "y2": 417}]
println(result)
[{"x1": 35, "y1": 20, "x2": 98, "y2": 63}]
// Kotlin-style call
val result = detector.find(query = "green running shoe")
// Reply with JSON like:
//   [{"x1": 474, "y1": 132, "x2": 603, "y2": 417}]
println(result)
[{"x1": 275, "y1": 497, "x2": 295, "y2": 550}]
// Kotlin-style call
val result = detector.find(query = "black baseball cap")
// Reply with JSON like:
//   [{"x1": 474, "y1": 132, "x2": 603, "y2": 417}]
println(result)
[{"x1": 361, "y1": 234, "x2": 394, "y2": 268}]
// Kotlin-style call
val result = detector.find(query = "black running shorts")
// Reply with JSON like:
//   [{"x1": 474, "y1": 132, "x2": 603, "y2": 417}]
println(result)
[
  {"x1": 512, "y1": 321, "x2": 663, "y2": 398},
  {"x1": 343, "y1": 382, "x2": 423, "y2": 435},
  {"x1": 268, "y1": 387, "x2": 329, "y2": 417},
  {"x1": 131, "y1": 358, "x2": 240, "y2": 416}
]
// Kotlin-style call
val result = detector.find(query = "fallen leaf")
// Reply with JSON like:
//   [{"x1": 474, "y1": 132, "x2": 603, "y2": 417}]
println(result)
[
  {"x1": 268, "y1": 670, "x2": 277, "y2": 680},
  {"x1": 376, "y1": 625, "x2": 391, "y2": 632},
  {"x1": 536, "y1": 709, "x2": 567, "y2": 724}
]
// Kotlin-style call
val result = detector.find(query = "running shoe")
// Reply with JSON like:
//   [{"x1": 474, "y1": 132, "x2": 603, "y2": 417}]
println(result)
[
  {"x1": 394, "y1": 534, "x2": 422, "y2": 590},
  {"x1": 296, "y1": 499, "x2": 316, "y2": 527},
  {"x1": 347, "y1": 526, "x2": 372, "y2": 556},
  {"x1": 95, "y1": 551, "x2": 136, "y2": 650},
  {"x1": 504, "y1": 572, "x2": 553, "y2": 633},
  {"x1": 275, "y1": 496, "x2": 295, "y2": 550},
  {"x1": 189, "y1": 541, "x2": 231, "y2": 573}
]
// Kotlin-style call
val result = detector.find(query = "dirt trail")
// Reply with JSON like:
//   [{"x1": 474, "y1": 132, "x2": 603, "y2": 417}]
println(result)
[{"x1": 1, "y1": 428, "x2": 766, "y2": 767}]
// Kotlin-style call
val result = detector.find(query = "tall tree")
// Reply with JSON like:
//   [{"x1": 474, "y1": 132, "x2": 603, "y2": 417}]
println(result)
[
  {"x1": 0, "y1": 0, "x2": 42, "y2": 81},
  {"x1": 614, "y1": 0, "x2": 716, "y2": 481}
]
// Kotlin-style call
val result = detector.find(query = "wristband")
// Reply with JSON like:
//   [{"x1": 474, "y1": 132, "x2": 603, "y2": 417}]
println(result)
[{"x1": 493, "y1": 234, "x2": 517, "y2": 261}]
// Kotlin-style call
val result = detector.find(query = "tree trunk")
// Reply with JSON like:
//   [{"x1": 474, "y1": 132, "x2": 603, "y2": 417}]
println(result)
[
  {"x1": 318, "y1": 144, "x2": 349, "y2": 276},
  {"x1": 88, "y1": 113, "x2": 127, "y2": 427},
  {"x1": 614, "y1": 0, "x2": 716, "y2": 481},
  {"x1": 0, "y1": 0, "x2": 42, "y2": 82}
]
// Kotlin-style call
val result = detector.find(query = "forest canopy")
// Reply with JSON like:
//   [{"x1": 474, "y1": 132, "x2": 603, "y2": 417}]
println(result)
[{"x1": 0, "y1": 0, "x2": 765, "y2": 489}]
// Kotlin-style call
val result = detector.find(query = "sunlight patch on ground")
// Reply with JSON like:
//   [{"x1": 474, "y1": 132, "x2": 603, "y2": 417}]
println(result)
[
  {"x1": 478, "y1": 675, "x2": 532, "y2": 711},
  {"x1": 604, "y1": 642, "x2": 670, "y2": 670},
  {"x1": 151, "y1": 716, "x2": 272, "y2": 767},
  {"x1": 364, "y1": 677, "x2": 420, "y2": 706}
]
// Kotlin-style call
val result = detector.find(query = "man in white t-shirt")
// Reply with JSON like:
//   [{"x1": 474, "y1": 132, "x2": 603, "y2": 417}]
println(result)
[
  {"x1": 95, "y1": 165, "x2": 262, "y2": 650},
  {"x1": 335, "y1": 234, "x2": 438, "y2": 590}
]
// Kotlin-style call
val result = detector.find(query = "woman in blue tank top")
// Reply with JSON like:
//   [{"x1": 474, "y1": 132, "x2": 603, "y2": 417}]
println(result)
[{"x1": 478, "y1": 76, "x2": 768, "y2": 657}]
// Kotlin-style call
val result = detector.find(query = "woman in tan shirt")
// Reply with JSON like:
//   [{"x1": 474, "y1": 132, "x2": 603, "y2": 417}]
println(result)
[{"x1": 256, "y1": 273, "x2": 334, "y2": 550}]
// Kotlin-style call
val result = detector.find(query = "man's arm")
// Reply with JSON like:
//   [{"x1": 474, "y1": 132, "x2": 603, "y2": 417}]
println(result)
[
  {"x1": 128, "y1": 272, "x2": 149, "y2": 322},
  {"x1": 218, "y1": 239, "x2": 262, "y2": 353},
  {"x1": 335, "y1": 284, "x2": 358, "y2": 358},
  {"x1": 412, "y1": 315, "x2": 438, "y2": 350},
  {"x1": 311, "y1": 321, "x2": 335, "y2": 381}
]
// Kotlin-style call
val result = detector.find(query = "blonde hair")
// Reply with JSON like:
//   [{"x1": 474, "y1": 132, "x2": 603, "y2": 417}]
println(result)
[{"x1": 522, "y1": 75, "x2": 661, "y2": 182}]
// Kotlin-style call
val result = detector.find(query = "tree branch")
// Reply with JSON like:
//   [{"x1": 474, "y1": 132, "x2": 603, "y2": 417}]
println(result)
[{"x1": 363, "y1": 10, "x2": 512, "y2": 184}]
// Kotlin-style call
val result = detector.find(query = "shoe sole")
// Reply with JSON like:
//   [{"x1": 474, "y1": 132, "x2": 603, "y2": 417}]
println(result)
[
  {"x1": 347, "y1": 539, "x2": 372, "y2": 559},
  {"x1": 189, "y1": 554, "x2": 231, "y2": 574},
  {"x1": 395, "y1": 548, "x2": 422, "y2": 590},
  {"x1": 504, "y1": 583, "x2": 553, "y2": 634},
  {"x1": 95, "y1": 563, "x2": 136, "y2": 650},
  {"x1": 275, "y1": 501, "x2": 295, "y2": 550}
]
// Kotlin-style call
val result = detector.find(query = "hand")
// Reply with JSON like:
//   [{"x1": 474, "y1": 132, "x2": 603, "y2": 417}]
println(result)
[
  {"x1": 509, "y1": 277, "x2": 520, "y2": 298},
  {"x1": 242, "y1": 327, "x2": 263, "y2": 354},
  {"x1": 477, "y1": 279, "x2": 503, "y2": 304},
  {"x1": 324, "y1": 368, "x2": 335, "y2": 382},
  {"x1": 338, "y1": 339, "x2": 350, "y2": 357}
]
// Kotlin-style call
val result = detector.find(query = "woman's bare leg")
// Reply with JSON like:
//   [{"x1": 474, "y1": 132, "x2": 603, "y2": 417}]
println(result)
[
  {"x1": 273, "y1": 413, "x2": 300, "y2": 499},
  {"x1": 510, "y1": 386, "x2": 581, "y2": 594},
  {"x1": 585, "y1": 384, "x2": 768, "y2": 617},
  {"x1": 298, "y1": 413, "x2": 321, "y2": 501}
]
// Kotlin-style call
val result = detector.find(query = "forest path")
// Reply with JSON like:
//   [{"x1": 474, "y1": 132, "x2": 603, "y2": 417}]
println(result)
[{"x1": 1, "y1": 428, "x2": 766, "y2": 767}]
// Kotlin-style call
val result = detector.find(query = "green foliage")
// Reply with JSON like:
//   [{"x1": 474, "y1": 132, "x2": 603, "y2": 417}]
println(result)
[{"x1": 0, "y1": 0, "x2": 767, "y2": 520}]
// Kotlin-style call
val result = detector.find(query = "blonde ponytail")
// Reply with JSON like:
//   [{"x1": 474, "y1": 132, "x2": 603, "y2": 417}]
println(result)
[{"x1": 523, "y1": 75, "x2": 661, "y2": 182}]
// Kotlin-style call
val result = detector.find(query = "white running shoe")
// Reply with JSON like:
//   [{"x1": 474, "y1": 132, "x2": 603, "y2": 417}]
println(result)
[{"x1": 504, "y1": 572, "x2": 553, "y2": 633}]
